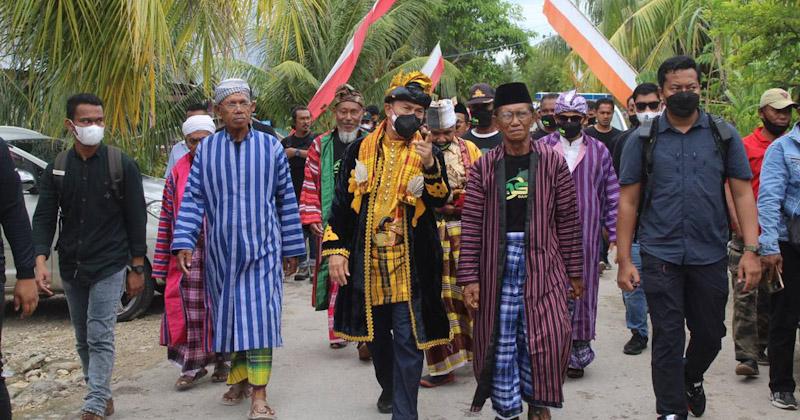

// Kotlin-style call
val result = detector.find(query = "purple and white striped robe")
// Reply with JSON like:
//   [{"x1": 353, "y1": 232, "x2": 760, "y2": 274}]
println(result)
[
  {"x1": 457, "y1": 139, "x2": 583, "y2": 409},
  {"x1": 540, "y1": 132, "x2": 620, "y2": 341}
]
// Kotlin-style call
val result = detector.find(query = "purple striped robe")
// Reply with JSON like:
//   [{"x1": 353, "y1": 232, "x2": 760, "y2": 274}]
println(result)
[
  {"x1": 457, "y1": 139, "x2": 583, "y2": 408},
  {"x1": 540, "y1": 132, "x2": 620, "y2": 341}
]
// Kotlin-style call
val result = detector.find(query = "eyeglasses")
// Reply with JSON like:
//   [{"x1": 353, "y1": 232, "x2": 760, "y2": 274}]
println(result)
[
  {"x1": 497, "y1": 110, "x2": 533, "y2": 124},
  {"x1": 221, "y1": 100, "x2": 252, "y2": 111},
  {"x1": 555, "y1": 115, "x2": 583, "y2": 124},
  {"x1": 635, "y1": 101, "x2": 661, "y2": 112}
]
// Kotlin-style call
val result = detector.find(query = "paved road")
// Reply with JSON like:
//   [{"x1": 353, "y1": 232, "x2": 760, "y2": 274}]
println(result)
[{"x1": 55, "y1": 268, "x2": 797, "y2": 419}]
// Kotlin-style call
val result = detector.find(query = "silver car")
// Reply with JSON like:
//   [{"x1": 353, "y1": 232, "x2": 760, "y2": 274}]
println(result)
[{"x1": 2, "y1": 126, "x2": 165, "y2": 321}]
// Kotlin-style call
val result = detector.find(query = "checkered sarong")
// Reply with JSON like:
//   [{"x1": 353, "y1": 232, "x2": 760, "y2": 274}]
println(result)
[
  {"x1": 492, "y1": 233, "x2": 534, "y2": 419},
  {"x1": 369, "y1": 236, "x2": 410, "y2": 305},
  {"x1": 567, "y1": 298, "x2": 595, "y2": 369},
  {"x1": 227, "y1": 348, "x2": 273, "y2": 386}
]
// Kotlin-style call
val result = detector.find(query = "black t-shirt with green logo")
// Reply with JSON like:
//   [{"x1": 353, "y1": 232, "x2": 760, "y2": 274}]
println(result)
[
  {"x1": 332, "y1": 133, "x2": 349, "y2": 176},
  {"x1": 505, "y1": 153, "x2": 530, "y2": 232}
]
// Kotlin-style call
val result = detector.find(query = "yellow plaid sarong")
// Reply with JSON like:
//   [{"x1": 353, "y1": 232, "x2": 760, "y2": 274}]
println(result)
[{"x1": 226, "y1": 348, "x2": 273, "y2": 386}]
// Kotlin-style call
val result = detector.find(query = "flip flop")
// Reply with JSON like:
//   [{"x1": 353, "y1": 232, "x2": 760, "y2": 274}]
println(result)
[
  {"x1": 175, "y1": 368, "x2": 207, "y2": 391},
  {"x1": 329, "y1": 342, "x2": 347, "y2": 349},
  {"x1": 248, "y1": 399, "x2": 276, "y2": 420},
  {"x1": 221, "y1": 385, "x2": 251, "y2": 406}
]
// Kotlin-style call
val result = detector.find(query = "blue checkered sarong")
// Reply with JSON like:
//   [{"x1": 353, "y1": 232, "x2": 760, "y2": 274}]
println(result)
[{"x1": 491, "y1": 232, "x2": 534, "y2": 419}]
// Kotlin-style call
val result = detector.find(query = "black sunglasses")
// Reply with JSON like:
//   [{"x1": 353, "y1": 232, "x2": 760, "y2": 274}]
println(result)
[
  {"x1": 635, "y1": 101, "x2": 661, "y2": 112},
  {"x1": 556, "y1": 115, "x2": 583, "y2": 124}
]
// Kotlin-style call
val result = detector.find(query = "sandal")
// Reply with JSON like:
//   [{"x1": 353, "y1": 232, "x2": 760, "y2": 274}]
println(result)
[
  {"x1": 221, "y1": 384, "x2": 251, "y2": 406},
  {"x1": 175, "y1": 368, "x2": 207, "y2": 391},
  {"x1": 329, "y1": 342, "x2": 347, "y2": 349},
  {"x1": 248, "y1": 399, "x2": 276, "y2": 420},
  {"x1": 211, "y1": 363, "x2": 229, "y2": 383},
  {"x1": 528, "y1": 406, "x2": 551, "y2": 420}
]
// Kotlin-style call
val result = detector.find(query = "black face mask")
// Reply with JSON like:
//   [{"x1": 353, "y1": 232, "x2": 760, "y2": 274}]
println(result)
[
  {"x1": 558, "y1": 121, "x2": 583, "y2": 139},
  {"x1": 587, "y1": 117, "x2": 597, "y2": 126},
  {"x1": 762, "y1": 118, "x2": 790, "y2": 136},
  {"x1": 666, "y1": 91, "x2": 700, "y2": 118},
  {"x1": 472, "y1": 109, "x2": 493, "y2": 128},
  {"x1": 541, "y1": 115, "x2": 556, "y2": 130},
  {"x1": 393, "y1": 114, "x2": 422, "y2": 140},
  {"x1": 628, "y1": 113, "x2": 639, "y2": 127}
]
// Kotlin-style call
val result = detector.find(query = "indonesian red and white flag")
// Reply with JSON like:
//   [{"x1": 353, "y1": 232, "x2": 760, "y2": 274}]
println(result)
[
  {"x1": 307, "y1": 0, "x2": 397, "y2": 120},
  {"x1": 421, "y1": 42, "x2": 444, "y2": 89},
  {"x1": 543, "y1": 0, "x2": 638, "y2": 103}
]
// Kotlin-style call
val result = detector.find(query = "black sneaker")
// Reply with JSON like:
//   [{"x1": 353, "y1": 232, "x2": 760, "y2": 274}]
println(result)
[
  {"x1": 735, "y1": 359, "x2": 759, "y2": 376},
  {"x1": 623, "y1": 332, "x2": 648, "y2": 355},
  {"x1": 657, "y1": 415, "x2": 688, "y2": 420},
  {"x1": 770, "y1": 391, "x2": 798, "y2": 410},
  {"x1": 686, "y1": 381, "x2": 706, "y2": 417},
  {"x1": 377, "y1": 389, "x2": 393, "y2": 414}
]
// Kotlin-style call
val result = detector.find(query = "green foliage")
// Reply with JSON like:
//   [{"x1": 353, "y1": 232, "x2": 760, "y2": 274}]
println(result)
[{"x1": 426, "y1": 0, "x2": 531, "y2": 98}]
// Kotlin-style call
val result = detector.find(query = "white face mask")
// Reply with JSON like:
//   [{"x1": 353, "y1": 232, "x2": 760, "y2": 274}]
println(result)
[
  {"x1": 73, "y1": 123, "x2": 104, "y2": 146},
  {"x1": 636, "y1": 111, "x2": 661, "y2": 124}
]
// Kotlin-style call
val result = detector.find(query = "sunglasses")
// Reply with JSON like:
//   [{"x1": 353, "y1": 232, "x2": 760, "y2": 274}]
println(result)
[
  {"x1": 635, "y1": 101, "x2": 661, "y2": 112},
  {"x1": 556, "y1": 115, "x2": 583, "y2": 124}
]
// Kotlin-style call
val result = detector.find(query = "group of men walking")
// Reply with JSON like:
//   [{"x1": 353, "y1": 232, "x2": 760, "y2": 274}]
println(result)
[{"x1": 1, "y1": 53, "x2": 800, "y2": 420}]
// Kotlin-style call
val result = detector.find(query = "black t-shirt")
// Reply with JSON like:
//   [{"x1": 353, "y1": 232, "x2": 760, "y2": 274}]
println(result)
[
  {"x1": 532, "y1": 128, "x2": 554, "y2": 140},
  {"x1": 463, "y1": 129, "x2": 503, "y2": 153},
  {"x1": 332, "y1": 133, "x2": 349, "y2": 177},
  {"x1": 611, "y1": 127, "x2": 636, "y2": 175},
  {"x1": 505, "y1": 153, "x2": 530, "y2": 232},
  {"x1": 584, "y1": 126, "x2": 621, "y2": 154},
  {"x1": 282, "y1": 132, "x2": 316, "y2": 198}
]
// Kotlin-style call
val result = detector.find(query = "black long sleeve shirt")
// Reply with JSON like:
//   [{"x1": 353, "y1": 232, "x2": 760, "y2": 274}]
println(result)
[
  {"x1": 32, "y1": 144, "x2": 147, "y2": 283},
  {"x1": 0, "y1": 139, "x2": 35, "y2": 281}
]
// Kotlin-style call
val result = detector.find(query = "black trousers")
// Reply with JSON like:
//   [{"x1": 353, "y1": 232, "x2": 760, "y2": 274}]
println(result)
[
  {"x1": 368, "y1": 302, "x2": 424, "y2": 420},
  {"x1": 769, "y1": 242, "x2": 800, "y2": 392},
  {"x1": 641, "y1": 253, "x2": 728, "y2": 416},
  {"x1": 0, "y1": 279, "x2": 10, "y2": 419}
]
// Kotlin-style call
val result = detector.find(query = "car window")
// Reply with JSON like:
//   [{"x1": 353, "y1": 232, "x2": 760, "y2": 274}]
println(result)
[{"x1": 9, "y1": 150, "x2": 43, "y2": 194}]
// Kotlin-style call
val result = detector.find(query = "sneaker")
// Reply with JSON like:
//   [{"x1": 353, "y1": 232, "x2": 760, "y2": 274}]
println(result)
[
  {"x1": 657, "y1": 415, "x2": 688, "y2": 420},
  {"x1": 623, "y1": 332, "x2": 648, "y2": 355},
  {"x1": 686, "y1": 381, "x2": 706, "y2": 417},
  {"x1": 770, "y1": 391, "x2": 798, "y2": 410},
  {"x1": 735, "y1": 359, "x2": 759, "y2": 376}
]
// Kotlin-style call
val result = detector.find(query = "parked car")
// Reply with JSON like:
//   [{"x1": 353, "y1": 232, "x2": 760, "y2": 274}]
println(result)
[{"x1": 1, "y1": 125, "x2": 165, "y2": 321}]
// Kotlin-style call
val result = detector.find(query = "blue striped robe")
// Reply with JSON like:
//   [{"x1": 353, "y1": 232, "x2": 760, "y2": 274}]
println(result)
[{"x1": 171, "y1": 129, "x2": 306, "y2": 352}]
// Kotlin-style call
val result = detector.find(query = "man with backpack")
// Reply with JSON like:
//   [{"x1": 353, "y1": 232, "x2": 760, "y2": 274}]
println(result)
[
  {"x1": 32, "y1": 93, "x2": 147, "y2": 420},
  {"x1": 616, "y1": 56, "x2": 762, "y2": 420}
]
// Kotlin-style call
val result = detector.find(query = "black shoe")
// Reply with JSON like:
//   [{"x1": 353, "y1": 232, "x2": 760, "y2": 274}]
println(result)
[
  {"x1": 735, "y1": 359, "x2": 759, "y2": 376},
  {"x1": 377, "y1": 390, "x2": 392, "y2": 414},
  {"x1": 623, "y1": 332, "x2": 648, "y2": 355},
  {"x1": 686, "y1": 381, "x2": 706, "y2": 417},
  {"x1": 770, "y1": 391, "x2": 798, "y2": 410},
  {"x1": 566, "y1": 367, "x2": 584, "y2": 378},
  {"x1": 657, "y1": 415, "x2": 688, "y2": 420}
]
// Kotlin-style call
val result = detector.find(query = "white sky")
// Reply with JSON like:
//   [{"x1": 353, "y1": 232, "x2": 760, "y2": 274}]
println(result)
[{"x1": 510, "y1": 0, "x2": 555, "y2": 42}]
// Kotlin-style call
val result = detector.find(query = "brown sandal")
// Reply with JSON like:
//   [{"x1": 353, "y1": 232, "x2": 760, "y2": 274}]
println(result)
[
  {"x1": 248, "y1": 399, "x2": 276, "y2": 420},
  {"x1": 221, "y1": 384, "x2": 251, "y2": 406},
  {"x1": 528, "y1": 406, "x2": 551, "y2": 420},
  {"x1": 175, "y1": 368, "x2": 207, "y2": 391},
  {"x1": 211, "y1": 363, "x2": 229, "y2": 382}
]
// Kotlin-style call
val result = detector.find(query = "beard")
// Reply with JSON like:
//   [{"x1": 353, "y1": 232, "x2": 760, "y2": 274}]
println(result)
[{"x1": 338, "y1": 129, "x2": 358, "y2": 143}]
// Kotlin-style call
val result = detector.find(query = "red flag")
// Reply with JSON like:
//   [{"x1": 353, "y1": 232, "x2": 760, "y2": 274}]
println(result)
[
  {"x1": 307, "y1": 0, "x2": 397, "y2": 120},
  {"x1": 421, "y1": 42, "x2": 444, "y2": 89}
]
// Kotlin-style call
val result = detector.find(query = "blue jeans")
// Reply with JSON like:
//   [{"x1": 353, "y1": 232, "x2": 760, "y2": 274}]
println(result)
[
  {"x1": 63, "y1": 268, "x2": 125, "y2": 416},
  {"x1": 368, "y1": 303, "x2": 424, "y2": 420},
  {"x1": 623, "y1": 242, "x2": 649, "y2": 337}
]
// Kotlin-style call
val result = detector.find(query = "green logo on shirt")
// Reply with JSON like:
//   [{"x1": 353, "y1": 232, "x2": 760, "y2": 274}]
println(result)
[{"x1": 506, "y1": 169, "x2": 528, "y2": 200}]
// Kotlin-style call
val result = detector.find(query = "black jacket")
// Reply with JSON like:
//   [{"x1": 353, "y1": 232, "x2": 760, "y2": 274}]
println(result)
[{"x1": 0, "y1": 139, "x2": 35, "y2": 281}]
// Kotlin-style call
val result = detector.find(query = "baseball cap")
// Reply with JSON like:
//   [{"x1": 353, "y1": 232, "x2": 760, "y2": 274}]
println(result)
[
  {"x1": 467, "y1": 83, "x2": 495, "y2": 106},
  {"x1": 760, "y1": 88, "x2": 797, "y2": 110}
]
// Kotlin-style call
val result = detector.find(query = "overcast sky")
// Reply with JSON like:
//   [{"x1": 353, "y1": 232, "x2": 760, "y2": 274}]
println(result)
[{"x1": 509, "y1": 0, "x2": 555, "y2": 43}]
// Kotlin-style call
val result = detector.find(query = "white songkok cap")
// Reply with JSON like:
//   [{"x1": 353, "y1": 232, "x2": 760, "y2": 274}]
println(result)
[
  {"x1": 182, "y1": 115, "x2": 216, "y2": 137},
  {"x1": 426, "y1": 99, "x2": 456, "y2": 129},
  {"x1": 214, "y1": 78, "x2": 251, "y2": 104}
]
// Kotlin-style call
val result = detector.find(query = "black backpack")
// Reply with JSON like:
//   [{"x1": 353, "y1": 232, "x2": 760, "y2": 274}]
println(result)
[
  {"x1": 52, "y1": 145, "x2": 124, "y2": 201},
  {"x1": 637, "y1": 113, "x2": 733, "y2": 225}
]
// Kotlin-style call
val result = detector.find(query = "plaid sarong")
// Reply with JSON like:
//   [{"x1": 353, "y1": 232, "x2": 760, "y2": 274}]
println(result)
[
  {"x1": 424, "y1": 219, "x2": 473, "y2": 375},
  {"x1": 227, "y1": 348, "x2": 273, "y2": 386},
  {"x1": 492, "y1": 233, "x2": 534, "y2": 419},
  {"x1": 369, "y1": 207, "x2": 410, "y2": 305}
]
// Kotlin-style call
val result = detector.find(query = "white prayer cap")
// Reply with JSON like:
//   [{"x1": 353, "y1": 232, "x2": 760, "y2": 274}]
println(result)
[
  {"x1": 426, "y1": 99, "x2": 456, "y2": 129},
  {"x1": 182, "y1": 115, "x2": 216, "y2": 137},
  {"x1": 214, "y1": 78, "x2": 251, "y2": 104}
]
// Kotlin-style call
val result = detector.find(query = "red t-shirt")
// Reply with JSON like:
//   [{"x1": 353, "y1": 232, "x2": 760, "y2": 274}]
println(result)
[{"x1": 742, "y1": 126, "x2": 772, "y2": 201}]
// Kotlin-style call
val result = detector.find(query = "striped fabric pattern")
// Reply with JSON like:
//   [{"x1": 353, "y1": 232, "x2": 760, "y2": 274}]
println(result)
[
  {"x1": 540, "y1": 132, "x2": 620, "y2": 341},
  {"x1": 172, "y1": 129, "x2": 306, "y2": 353},
  {"x1": 457, "y1": 139, "x2": 581, "y2": 409},
  {"x1": 298, "y1": 132, "x2": 328, "y2": 226}
]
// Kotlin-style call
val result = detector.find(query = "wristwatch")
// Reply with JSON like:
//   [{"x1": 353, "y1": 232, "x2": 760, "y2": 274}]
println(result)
[
  {"x1": 742, "y1": 245, "x2": 761, "y2": 255},
  {"x1": 128, "y1": 265, "x2": 146, "y2": 274}
]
